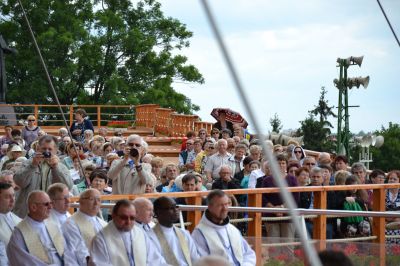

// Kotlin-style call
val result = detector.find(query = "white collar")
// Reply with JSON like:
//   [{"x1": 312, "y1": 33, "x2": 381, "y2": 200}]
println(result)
[
  {"x1": 52, "y1": 209, "x2": 67, "y2": 218},
  {"x1": 26, "y1": 215, "x2": 46, "y2": 231},
  {"x1": 159, "y1": 224, "x2": 174, "y2": 233}
]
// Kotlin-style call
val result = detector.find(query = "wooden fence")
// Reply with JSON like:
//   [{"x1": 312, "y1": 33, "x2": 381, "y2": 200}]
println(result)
[{"x1": 69, "y1": 183, "x2": 400, "y2": 266}]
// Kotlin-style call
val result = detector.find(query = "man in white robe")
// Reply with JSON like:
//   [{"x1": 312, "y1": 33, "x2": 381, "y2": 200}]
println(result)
[
  {"x1": 47, "y1": 183, "x2": 71, "y2": 228},
  {"x1": 0, "y1": 182, "x2": 21, "y2": 265},
  {"x1": 192, "y1": 189, "x2": 256, "y2": 266},
  {"x1": 132, "y1": 197, "x2": 155, "y2": 233},
  {"x1": 7, "y1": 190, "x2": 67, "y2": 265},
  {"x1": 62, "y1": 189, "x2": 106, "y2": 265},
  {"x1": 149, "y1": 196, "x2": 199, "y2": 266},
  {"x1": 90, "y1": 199, "x2": 168, "y2": 266}
]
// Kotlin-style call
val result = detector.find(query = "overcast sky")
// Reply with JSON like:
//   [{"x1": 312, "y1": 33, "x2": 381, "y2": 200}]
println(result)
[{"x1": 158, "y1": 0, "x2": 400, "y2": 134}]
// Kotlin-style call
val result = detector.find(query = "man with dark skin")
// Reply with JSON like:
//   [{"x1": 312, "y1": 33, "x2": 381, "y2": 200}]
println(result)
[{"x1": 150, "y1": 197, "x2": 199, "y2": 266}]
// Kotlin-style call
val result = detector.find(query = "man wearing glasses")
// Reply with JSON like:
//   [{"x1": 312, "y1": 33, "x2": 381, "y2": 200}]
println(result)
[
  {"x1": 108, "y1": 134, "x2": 153, "y2": 195},
  {"x1": 7, "y1": 190, "x2": 68, "y2": 265},
  {"x1": 63, "y1": 189, "x2": 107, "y2": 266},
  {"x1": 47, "y1": 183, "x2": 71, "y2": 228},
  {"x1": 90, "y1": 199, "x2": 167, "y2": 265},
  {"x1": 14, "y1": 135, "x2": 72, "y2": 218}
]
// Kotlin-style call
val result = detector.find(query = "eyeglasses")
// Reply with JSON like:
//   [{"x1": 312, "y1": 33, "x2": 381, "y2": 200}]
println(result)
[
  {"x1": 208, "y1": 147, "x2": 215, "y2": 149},
  {"x1": 35, "y1": 201, "x2": 52, "y2": 207},
  {"x1": 127, "y1": 143, "x2": 141, "y2": 148},
  {"x1": 294, "y1": 150, "x2": 302, "y2": 154},
  {"x1": 199, "y1": 132, "x2": 206, "y2": 135},
  {"x1": 305, "y1": 163, "x2": 316, "y2": 166}
]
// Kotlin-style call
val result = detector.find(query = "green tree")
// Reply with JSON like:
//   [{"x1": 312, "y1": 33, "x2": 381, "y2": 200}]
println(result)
[
  {"x1": 370, "y1": 123, "x2": 400, "y2": 171},
  {"x1": 0, "y1": 0, "x2": 203, "y2": 114},
  {"x1": 269, "y1": 113, "x2": 283, "y2": 133},
  {"x1": 297, "y1": 114, "x2": 334, "y2": 152},
  {"x1": 310, "y1": 86, "x2": 337, "y2": 129}
]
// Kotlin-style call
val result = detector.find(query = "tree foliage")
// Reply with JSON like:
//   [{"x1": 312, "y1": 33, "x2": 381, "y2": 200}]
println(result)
[
  {"x1": 0, "y1": 0, "x2": 203, "y2": 113},
  {"x1": 269, "y1": 113, "x2": 283, "y2": 133},
  {"x1": 370, "y1": 123, "x2": 400, "y2": 172},
  {"x1": 297, "y1": 114, "x2": 334, "y2": 152},
  {"x1": 310, "y1": 86, "x2": 336, "y2": 129}
]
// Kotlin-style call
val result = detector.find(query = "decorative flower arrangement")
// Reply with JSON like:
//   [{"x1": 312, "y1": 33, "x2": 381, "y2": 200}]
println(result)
[{"x1": 107, "y1": 121, "x2": 130, "y2": 128}]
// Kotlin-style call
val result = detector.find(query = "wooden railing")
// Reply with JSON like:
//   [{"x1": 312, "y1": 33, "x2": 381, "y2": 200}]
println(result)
[
  {"x1": 0, "y1": 104, "x2": 134, "y2": 128},
  {"x1": 69, "y1": 184, "x2": 400, "y2": 266}
]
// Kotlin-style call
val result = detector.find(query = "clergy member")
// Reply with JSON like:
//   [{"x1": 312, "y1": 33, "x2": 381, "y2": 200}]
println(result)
[
  {"x1": 0, "y1": 182, "x2": 21, "y2": 265},
  {"x1": 191, "y1": 189, "x2": 256, "y2": 266},
  {"x1": 132, "y1": 197, "x2": 155, "y2": 232},
  {"x1": 7, "y1": 190, "x2": 66, "y2": 265},
  {"x1": 47, "y1": 183, "x2": 71, "y2": 228},
  {"x1": 90, "y1": 199, "x2": 168, "y2": 266},
  {"x1": 149, "y1": 196, "x2": 199, "y2": 266},
  {"x1": 62, "y1": 188, "x2": 106, "y2": 265}
]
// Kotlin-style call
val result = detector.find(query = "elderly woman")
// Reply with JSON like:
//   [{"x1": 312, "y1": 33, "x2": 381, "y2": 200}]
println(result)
[
  {"x1": 21, "y1": 115, "x2": 41, "y2": 150},
  {"x1": 385, "y1": 170, "x2": 400, "y2": 244}
]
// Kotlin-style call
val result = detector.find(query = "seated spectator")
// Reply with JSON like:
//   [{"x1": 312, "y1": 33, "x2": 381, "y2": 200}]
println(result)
[
  {"x1": 178, "y1": 138, "x2": 195, "y2": 172},
  {"x1": 62, "y1": 142, "x2": 87, "y2": 170},
  {"x1": 150, "y1": 156, "x2": 164, "y2": 183},
  {"x1": 98, "y1": 127, "x2": 109, "y2": 142},
  {"x1": 240, "y1": 160, "x2": 260, "y2": 190},
  {"x1": 338, "y1": 175, "x2": 370, "y2": 237},
  {"x1": 71, "y1": 162, "x2": 96, "y2": 195},
  {"x1": 211, "y1": 128, "x2": 220, "y2": 141},
  {"x1": 142, "y1": 153, "x2": 154, "y2": 164},
  {"x1": 273, "y1": 144, "x2": 284, "y2": 155},
  {"x1": 158, "y1": 164, "x2": 181, "y2": 193},
  {"x1": 276, "y1": 154, "x2": 288, "y2": 175},
  {"x1": 144, "y1": 178, "x2": 156, "y2": 193},
  {"x1": 0, "y1": 143, "x2": 8, "y2": 160},
  {"x1": 299, "y1": 167, "x2": 337, "y2": 239},
  {"x1": 110, "y1": 136, "x2": 125, "y2": 156},
  {"x1": 1, "y1": 144, "x2": 26, "y2": 171},
  {"x1": 0, "y1": 170, "x2": 17, "y2": 191},
  {"x1": 320, "y1": 164, "x2": 333, "y2": 186},
  {"x1": 198, "y1": 128, "x2": 207, "y2": 144},
  {"x1": 334, "y1": 155, "x2": 348, "y2": 172},
  {"x1": 211, "y1": 165, "x2": 240, "y2": 190},
  {"x1": 132, "y1": 197, "x2": 155, "y2": 232},
  {"x1": 291, "y1": 146, "x2": 306, "y2": 165},
  {"x1": 295, "y1": 167, "x2": 310, "y2": 186},
  {"x1": 226, "y1": 138, "x2": 236, "y2": 154},
  {"x1": 318, "y1": 152, "x2": 332, "y2": 166},
  {"x1": 287, "y1": 162, "x2": 300, "y2": 177},
  {"x1": 47, "y1": 183, "x2": 71, "y2": 228},
  {"x1": 194, "y1": 140, "x2": 215, "y2": 175},
  {"x1": 334, "y1": 170, "x2": 351, "y2": 186},
  {"x1": 90, "y1": 169, "x2": 111, "y2": 221},
  {"x1": 58, "y1": 127, "x2": 69, "y2": 141},
  {"x1": 367, "y1": 169, "x2": 385, "y2": 206},
  {"x1": 0, "y1": 125, "x2": 13, "y2": 146},
  {"x1": 249, "y1": 145, "x2": 262, "y2": 162},
  {"x1": 233, "y1": 156, "x2": 253, "y2": 184},
  {"x1": 221, "y1": 128, "x2": 232, "y2": 140},
  {"x1": 262, "y1": 165, "x2": 299, "y2": 240},
  {"x1": 180, "y1": 130, "x2": 196, "y2": 152},
  {"x1": 351, "y1": 162, "x2": 367, "y2": 184},
  {"x1": 303, "y1": 156, "x2": 317, "y2": 171},
  {"x1": 385, "y1": 170, "x2": 400, "y2": 244},
  {"x1": 227, "y1": 143, "x2": 247, "y2": 176}
]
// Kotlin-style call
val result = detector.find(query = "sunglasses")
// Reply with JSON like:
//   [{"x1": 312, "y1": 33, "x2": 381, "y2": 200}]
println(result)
[
  {"x1": 127, "y1": 143, "x2": 141, "y2": 148},
  {"x1": 294, "y1": 150, "x2": 302, "y2": 154},
  {"x1": 28, "y1": 120, "x2": 36, "y2": 122},
  {"x1": 117, "y1": 215, "x2": 136, "y2": 221}
]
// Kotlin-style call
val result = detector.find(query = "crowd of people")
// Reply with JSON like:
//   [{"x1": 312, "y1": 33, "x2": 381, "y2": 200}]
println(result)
[{"x1": 0, "y1": 108, "x2": 398, "y2": 265}]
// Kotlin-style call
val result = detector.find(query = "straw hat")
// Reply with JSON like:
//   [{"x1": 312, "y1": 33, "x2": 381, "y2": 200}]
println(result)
[{"x1": 7, "y1": 145, "x2": 26, "y2": 158}]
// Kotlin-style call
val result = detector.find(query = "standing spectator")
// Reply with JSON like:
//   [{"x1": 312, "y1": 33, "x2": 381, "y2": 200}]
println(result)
[
  {"x1": 150, "y1": 156, "x2": 164, "y2": 183},
  {"x1": 221, "y1": 129, "x2": 232, "y2": 140},
  {"x1": 287, "y1": 162, "x2": 300, "y2": 177},
  {"x1": 249, "y1": 145, "x2": 262, "y2": 162},
  {"x1": 351, "y1": 162, "x2": 367, "y2": 184},
  {"x1": 198, "y1": 128, "x2": 207, "y2": 144},
  {"x1": 13, "y1": 135, "x2": 73, "y2": 218},
  {"x1": 291, "y1": 146, "x2": 306, "y2": 165},
  {"x1": 205, "y1": 139, "x2": 231, "y2": 183},
  {"x1": 90, "y1": 169, "x2": 111, "y2": 220},
  {"x1": 367, "y1": 169, "x2": 386, "y2": 206},
  {"x1": 226, "y1": 138, "x2": 236, "y2": 154},
  {"x1": 320, "y1": 164, "x2": 333, "y2": 186},
  {"x1": 70, "y1": 108, "x2": 94, "y2": 143},
  {"x1": 0, "y1": 125, "x2": 13, "y2": 146},
  {"x1": 21, "y1": 115, "x2": 41, "y2": 151},
  {"x1": 318, "y1": 152, "x2": 332, "y2": 166},
  {"x1": 213, "y1": 110, "x2": 234, "y2": 135},
  {"x1": 385, "y1": 170, "x2": 400, "y2": 244},
  {"x1": 180, "y1": 131, "x2": 196, "y2": 152},
  {"x1": 107, "y1": 134, "x2": 153, "y2": 194},
  {"x1": 303, "y1": 156, "x2": 317, "y2": 171},
  {"x1": 276, "y1": 154, "x2": 288, "y2": 175},
  {"x1": 211, "y1": 128, "x2": 220, "y2": 141}
]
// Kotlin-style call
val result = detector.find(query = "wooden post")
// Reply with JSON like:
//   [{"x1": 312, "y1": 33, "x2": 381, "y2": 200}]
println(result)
[
  {"x1": 186, "y1": 196, "x2": 203, "y2": 232},
  {"x1": 97, "y1": 105, "x2": 101, "y2": 128},
  {"x1": 248, "y1": 193, "x2": 262, "y2": 266},
  {"x1": 34, "y1": 105, "x2": 39, "y2": 122},
  {"x1": 69, "y1": 105, "x2": 74, "y2": 127},
  {"x1": 313, "y1": 189, "x2": 327, "y2": 251},
  {"x1": 372, "y1": 187, "x2": 386, "y2": 266}
]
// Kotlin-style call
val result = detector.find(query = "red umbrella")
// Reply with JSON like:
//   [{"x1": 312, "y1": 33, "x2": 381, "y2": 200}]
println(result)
[{"x1": 210, "y1": 108, "x2": 248, "y2": 128}]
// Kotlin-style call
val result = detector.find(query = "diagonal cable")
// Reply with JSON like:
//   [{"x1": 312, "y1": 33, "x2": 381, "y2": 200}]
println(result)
[
  {"x1": 199, "y1": 1, "x2": 322, "y2": 265},
  {"x1": 16, "y1": 0, "x2": 86, "y2": 183},
  {"x1": 376, "y1": 0, "x2": 400, "y2": 47}
]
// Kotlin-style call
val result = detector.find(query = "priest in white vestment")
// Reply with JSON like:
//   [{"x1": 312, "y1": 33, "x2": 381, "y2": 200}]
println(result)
[
  {"x1": 192, "y1": 190, "x2": 256, "y2": 266},
  {"x1": 90, "y1": 199, "x2": 168, "y2": 266},
  {"x1": 149, "y1": 196, "x2": 199, "y2": 266},
  {"x1": 0, "y1": 183, "x2": 21, "y2": 265},
  {"x1": 7, "y1": 190, "x2": 67, "y2": 266},
  {"x1": 132, "y1": 197, "x2": 155, "y2": 233},
  {"x1": 62, "y1": 189, "x2": 106, "y2": 266},
  {"x1": 47, "y1": 183, "x2": 71, "y2": 228}
]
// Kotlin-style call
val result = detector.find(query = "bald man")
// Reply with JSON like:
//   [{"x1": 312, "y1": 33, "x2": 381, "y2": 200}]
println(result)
[
  {"x1": 132, "y1": 197, "x2": 155, "y2": 232},
  {"x1": 7, "y1": 191, "x2": 67, "y2": 265},
  {"x1": 62, "y1": 189, "x2": 107, "y2": 265}
]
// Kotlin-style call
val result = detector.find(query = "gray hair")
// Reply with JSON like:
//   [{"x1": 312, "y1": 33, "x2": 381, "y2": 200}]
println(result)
[
  {"x1": 310, "y1": 166, "x2": 322, "y2": 176},
  {"x1": 0, "y1": 170, "x2": 14, "y2": 181},
  {"x1": 217, "y1": 165, "x2": 232, "y2": 175},
  {"x1": 351, "y1": 162, "x2": 366, "y2": 173}
]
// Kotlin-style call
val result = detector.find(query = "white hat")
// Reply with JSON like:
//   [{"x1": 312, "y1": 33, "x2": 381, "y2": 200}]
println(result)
[{"x1": 7, "y1": 145, "x2": 26, "y2": 158}]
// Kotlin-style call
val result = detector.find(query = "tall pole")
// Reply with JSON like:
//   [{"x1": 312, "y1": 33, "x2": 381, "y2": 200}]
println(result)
[{"x1": 336, "y1": 59, "x2": 349, "y2": 155}]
